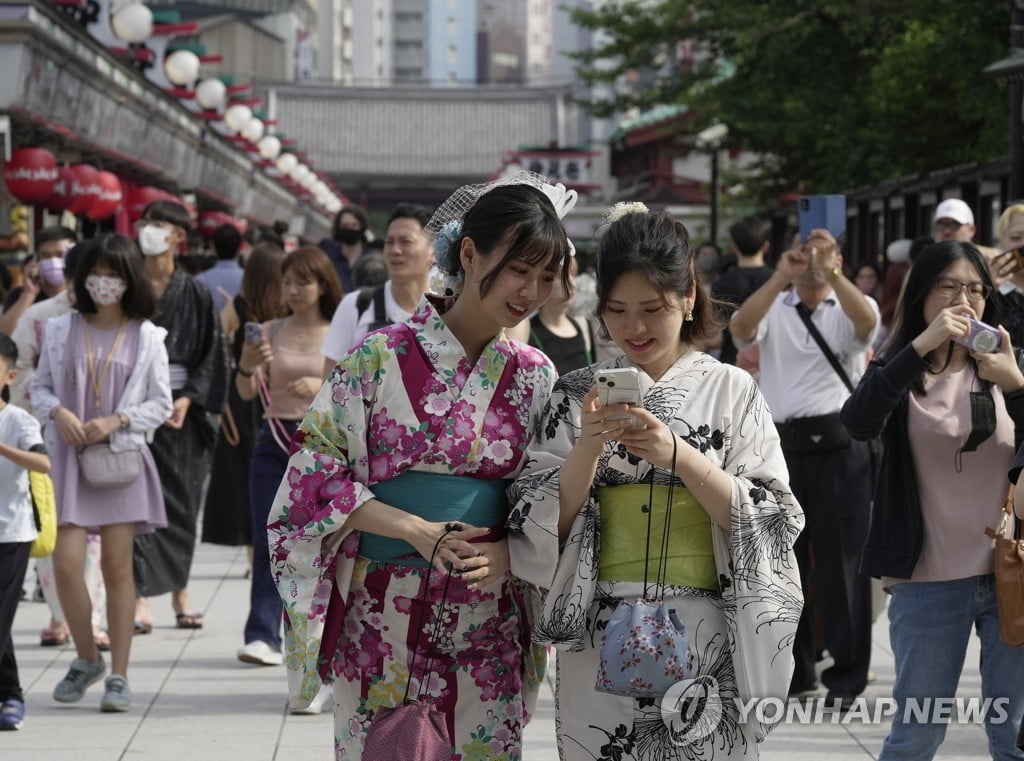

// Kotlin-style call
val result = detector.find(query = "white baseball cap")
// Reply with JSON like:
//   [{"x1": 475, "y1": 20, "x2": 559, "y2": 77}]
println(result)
[{"x1": 933, "y1": 198, "x2": 974, "y2": 226}]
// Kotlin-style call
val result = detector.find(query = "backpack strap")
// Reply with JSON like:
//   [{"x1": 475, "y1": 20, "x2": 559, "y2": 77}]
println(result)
[
  {"x1": 355, "y1": 287, "x2": 375, "y2": 319},
  {"x1": 373, "y1": 285, "x2": 387, "y2": 324}
]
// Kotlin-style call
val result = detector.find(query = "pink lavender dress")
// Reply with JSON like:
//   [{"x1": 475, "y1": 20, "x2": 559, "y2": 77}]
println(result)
[{"x1": 52, "y1": 316, "x2": 165, "y2": 533}]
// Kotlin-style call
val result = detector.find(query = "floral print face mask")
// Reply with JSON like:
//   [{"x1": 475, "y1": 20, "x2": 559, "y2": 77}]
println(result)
[{"x1": 84, "y1": 274, "x2": 127, "y2": 306}]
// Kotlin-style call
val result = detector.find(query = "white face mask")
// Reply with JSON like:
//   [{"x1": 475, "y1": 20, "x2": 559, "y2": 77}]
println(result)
[
  {"x1": 138, "y1": 224, "x2": 172, "y2": 256},
  {"x1": 85, "y1": 274, "x2": 127, "y2": 306}
]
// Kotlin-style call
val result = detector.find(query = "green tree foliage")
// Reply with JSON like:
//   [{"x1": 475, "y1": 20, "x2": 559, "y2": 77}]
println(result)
[{"x1": 570, "y1": 0, "x2": 1009, "y2": 204}]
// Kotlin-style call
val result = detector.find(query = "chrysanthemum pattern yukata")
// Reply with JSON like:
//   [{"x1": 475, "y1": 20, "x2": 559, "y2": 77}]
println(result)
[{"x1": 508, "y1": 352, "x2": 804, "y2": 760}]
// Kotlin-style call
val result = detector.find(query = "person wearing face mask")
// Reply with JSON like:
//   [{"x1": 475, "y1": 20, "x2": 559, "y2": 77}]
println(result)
[
  {"x1": 320, "y1": 204, "x2": 432, "y2": 375},
  {"x1": 318, "y1": 204, "x2": 371, "y2": 293},
  {"x1": 11, "y1": 245, "x2": 112, "y2": 655},
  {"x1": 131, "y1": 201, "x2": 228, "y2": 634},
  {"x1": 0, "y1": 227, "x2": 77, "y2": 338},
  {"x1": 30, "y1": 234, "x2": 172, "y2": 713}
]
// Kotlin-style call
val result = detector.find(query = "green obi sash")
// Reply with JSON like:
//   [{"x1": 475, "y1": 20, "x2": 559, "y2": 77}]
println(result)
[
  {"x1": 358, "y1": 470, "x2": 508, "y2": 568},
  {"x1": 597, "y1": 484, "x2": 719, "y2": 591}
]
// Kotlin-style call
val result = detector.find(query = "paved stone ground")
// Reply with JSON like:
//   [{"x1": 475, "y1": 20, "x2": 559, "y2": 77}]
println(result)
[{"x1": 4, "y1": 543, "x2": 999, "y2": 760}]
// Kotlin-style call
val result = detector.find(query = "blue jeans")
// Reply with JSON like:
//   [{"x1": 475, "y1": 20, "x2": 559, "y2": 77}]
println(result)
[
  {"x1": 880, "y1": 574, "x2": 1024, "y2": 761},
  {"x1": 244, "y1": 420, "x2": 299, "y2": 649}
]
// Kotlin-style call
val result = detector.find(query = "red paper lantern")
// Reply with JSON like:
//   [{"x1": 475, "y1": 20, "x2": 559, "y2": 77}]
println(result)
[
  {"x1": 43, "y1": 166, "x2": 76, "y2": 212},
  {"x1": 86, "y1": 172, "x2": 123, "y2": 220},
  {"x1": 4, "y1": 147, "x2": 58, "y2": 203},
  {"x1": 126, "y1": 185, "x2": 165, "y2": 222},
  {"x1": 68, "y1": 164, "x2": 102, "y2": 216}
]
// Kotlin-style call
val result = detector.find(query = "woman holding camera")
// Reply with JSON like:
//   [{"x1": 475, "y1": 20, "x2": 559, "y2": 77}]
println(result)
[
  {"x1": 841, "y1": 240, "x2": 1024, "y2": 760},
  {"x1": 234, "y1": 247, "x2": 340, "y2": 672},
  {"x1": 509, "y1": 206, "x2": 802, "y2": 759}
]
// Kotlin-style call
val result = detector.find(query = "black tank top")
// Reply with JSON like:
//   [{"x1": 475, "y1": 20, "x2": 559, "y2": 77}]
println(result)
[{"x1": 528, "y1": 315, "x2": 592, "y2": 375}]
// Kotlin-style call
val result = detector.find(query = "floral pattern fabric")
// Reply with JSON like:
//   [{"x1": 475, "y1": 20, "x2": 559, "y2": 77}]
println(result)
[
  {"x1": 268, "y1": 297, "x2": 556, "y2": 761},
  {"x1": 508, "y1": 351, "x2": 804, "y2": 759}
]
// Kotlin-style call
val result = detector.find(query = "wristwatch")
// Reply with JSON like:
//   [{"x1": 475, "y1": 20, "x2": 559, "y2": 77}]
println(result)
[
  {"x1": 829, "y1": 265, "x2": 842, "y2": 282},
  {"x1": 116, "y1": 411, "x2": 130, "y2": 430}
]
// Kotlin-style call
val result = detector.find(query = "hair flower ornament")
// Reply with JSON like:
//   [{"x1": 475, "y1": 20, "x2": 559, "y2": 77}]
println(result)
[
  {"x1": 431, "y1": 219, "x2": 465, "y2": 297},
  {"x1": 604, "y1": 202, "x2": 650, "y2": 224}
]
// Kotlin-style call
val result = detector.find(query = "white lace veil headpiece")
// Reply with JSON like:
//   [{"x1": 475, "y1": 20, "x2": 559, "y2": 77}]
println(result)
[{"x1": 426, "y1": 170, "x2": 578, "y2": 296}]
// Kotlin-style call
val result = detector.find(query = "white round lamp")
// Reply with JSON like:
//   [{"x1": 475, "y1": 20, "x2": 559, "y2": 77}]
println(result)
[
  {"x1": 112, "y1": 3, "x2": 154, "y2": 43},
  {"x1": 223, "y1": 104, "x2": 253, "y2": 133},
  {"x1": 164, "y1": 50, "x2": 201, "y2": 87},
  {"x1": 241, "y1": 118, "x2": 265, "y2": 143},
  {"x1": 258, "y1": 136, "x2": 282, "y2": 160},
  {"x1": 276, "y1": 152, "x2": 298, "y2": 174},
  {"x1": 194, "y1": 78, "x2": 227, "y2": 110}
]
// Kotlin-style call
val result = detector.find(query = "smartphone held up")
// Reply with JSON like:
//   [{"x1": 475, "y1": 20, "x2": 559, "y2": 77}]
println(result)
[
  {"x1": 244, "y1": 321, "x2": 263, "y2": 346},
  {"x1": 595, "y1": 368, "x2": 645, "y2": 429},
  {"x1": 798, "y1": 195, "x2": 846, "y2": 244}
]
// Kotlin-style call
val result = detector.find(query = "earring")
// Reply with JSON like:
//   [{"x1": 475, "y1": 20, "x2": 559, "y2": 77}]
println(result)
[{"x1": 685, "y1": 310, "x2": 694, "y2": 322}]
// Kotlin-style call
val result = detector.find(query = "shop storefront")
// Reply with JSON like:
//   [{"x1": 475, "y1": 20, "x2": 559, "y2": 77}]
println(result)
[{"x1": 0, "y1": 0, "x2": 332, "y2": 259}]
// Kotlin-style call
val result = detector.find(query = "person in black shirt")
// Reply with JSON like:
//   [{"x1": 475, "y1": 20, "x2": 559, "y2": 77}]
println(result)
[
  {"x1": 711, "y1": 215, "x2": 774, "y2": 365},
  {"x1": 527, "y1": 256, "x2": 595, "y2": 375}
]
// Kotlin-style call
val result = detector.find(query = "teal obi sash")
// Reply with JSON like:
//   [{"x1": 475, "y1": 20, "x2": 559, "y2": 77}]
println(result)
[{"x1": 358, "y1": 470, "x2": 508, "y2": 568}]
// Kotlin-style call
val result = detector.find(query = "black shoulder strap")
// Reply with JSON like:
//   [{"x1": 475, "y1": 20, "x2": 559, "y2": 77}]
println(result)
[
  {"x1": 355, "y1": 287, "x2": 375, "y2": 318},
  {"x1": 373, "y1": 285, "x2": 387, "y2": 323},
  {"x1": 794, "y1": 302, "x2": 853, "y2": 392}
]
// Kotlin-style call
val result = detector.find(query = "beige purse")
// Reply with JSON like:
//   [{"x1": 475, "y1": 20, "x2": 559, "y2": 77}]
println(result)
[{"x1": 78, "y1": 444, "x2": 141, "y2": 489}]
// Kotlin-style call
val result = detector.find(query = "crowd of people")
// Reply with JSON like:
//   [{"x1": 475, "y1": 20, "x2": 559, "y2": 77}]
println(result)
[{"x1": 0, "y1": 176, "x2": 1021, "y2": 761}]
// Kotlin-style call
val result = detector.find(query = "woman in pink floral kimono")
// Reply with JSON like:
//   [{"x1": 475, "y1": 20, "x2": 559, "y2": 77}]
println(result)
[{"x1": 268, "y1": 174, "x2": 578, "y2": 760}]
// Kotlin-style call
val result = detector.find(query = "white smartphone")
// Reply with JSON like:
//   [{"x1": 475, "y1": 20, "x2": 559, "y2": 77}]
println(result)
[{"x1": 595, "y1": 367, "x2": 645, "y2": 428}]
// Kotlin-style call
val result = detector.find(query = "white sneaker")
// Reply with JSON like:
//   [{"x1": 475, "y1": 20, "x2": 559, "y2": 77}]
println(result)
[
  {"x1": 237, "y1": 641, "x2": 283, "y2": 666},
  {"x1": 290, "y1": 683, "x2": 334, "y2": 715}
]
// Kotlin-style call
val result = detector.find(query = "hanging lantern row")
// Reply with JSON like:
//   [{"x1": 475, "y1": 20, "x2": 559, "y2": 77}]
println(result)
[
  {"x1": 3, "y1": 148, "x2": 124, "y2": 220},
  {"x1": 70, "y1": 0, "x2": 346, "y2": 218}
]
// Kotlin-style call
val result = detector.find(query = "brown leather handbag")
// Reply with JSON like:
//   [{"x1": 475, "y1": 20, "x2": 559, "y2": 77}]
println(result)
[{"x1": 985, "y1": 485, "x2": 1024, "y2": 648}]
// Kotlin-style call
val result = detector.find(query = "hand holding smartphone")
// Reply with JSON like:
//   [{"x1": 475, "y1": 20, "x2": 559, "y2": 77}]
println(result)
[
  {"x1": 595, "y1": 368, "x2": 645, "y2": 428},
  {"x1": 798, "y1": 195, "x2": 846, "y2": 244},
  {"x1": 244, "y1": 321, "x2": 263, "y2": 346}
]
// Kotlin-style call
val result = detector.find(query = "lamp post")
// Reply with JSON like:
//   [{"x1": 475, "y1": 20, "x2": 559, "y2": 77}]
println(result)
[{"x1": 695, "y1": 122, "x2": 729, "y2": 244}]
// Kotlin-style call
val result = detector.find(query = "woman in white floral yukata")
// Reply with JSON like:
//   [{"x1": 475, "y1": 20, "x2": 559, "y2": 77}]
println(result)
[
  {"x1": 267, "y1": 172, "x2": 577, "y2": 760},
  {"x1": 509, "y1": 205, "x2": 804, "y2": 760}
]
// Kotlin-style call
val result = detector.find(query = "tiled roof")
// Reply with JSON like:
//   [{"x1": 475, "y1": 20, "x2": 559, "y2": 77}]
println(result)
[
  {"x1": 610, "y1": 103, "x2": 688, "y2": 141},
  {"x1": 267, "y1": 83, "x2": 579, "y2": 183}
]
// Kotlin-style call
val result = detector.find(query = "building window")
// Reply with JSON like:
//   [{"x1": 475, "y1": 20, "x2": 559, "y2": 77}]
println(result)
[
  {"x1": 447, "y1": 17, "x2": 457, "y2": 37},
  {"x1": 447, "y1": 44, "x2": 457, "y2": 65}
]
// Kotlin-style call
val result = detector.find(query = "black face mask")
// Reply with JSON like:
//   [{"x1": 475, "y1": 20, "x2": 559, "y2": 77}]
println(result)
[{"x1": 336, "y1": 228, "x2": 364, "y2": 245}]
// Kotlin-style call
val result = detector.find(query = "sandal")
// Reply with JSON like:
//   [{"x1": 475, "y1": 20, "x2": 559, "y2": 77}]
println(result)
[
  {"x1": 133, "y1": 621, "x2": 153, "y2": 635},
  {"x1": 94, "y1": 631, "x2": 111, "y2": 652},
  {"x1": 40, "y1": 624, "x2": 70, "y2": 647},
  {"x1": 175, "y1": 612, "x2": 204, "y2": 629}
]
